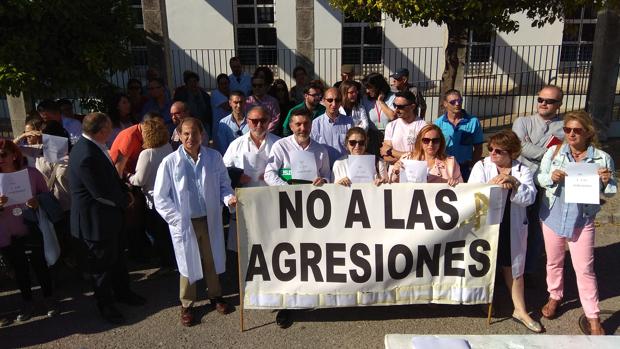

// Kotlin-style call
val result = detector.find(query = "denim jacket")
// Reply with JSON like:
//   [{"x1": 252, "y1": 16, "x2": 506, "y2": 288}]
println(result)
[{"x1": 535, "y1": 144, "x2": 617, "y2": 219}]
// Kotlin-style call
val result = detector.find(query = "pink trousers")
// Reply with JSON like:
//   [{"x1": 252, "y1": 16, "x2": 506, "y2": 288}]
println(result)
[{"x1": 542, "y1": 222, "x2": 599, "y2": 318}]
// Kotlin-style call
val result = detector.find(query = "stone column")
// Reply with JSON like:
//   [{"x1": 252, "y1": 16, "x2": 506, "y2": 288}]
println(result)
[
  {"x1": 296, "y1": 0, "x2": 315, "y2": 76},
  {"x1": 587, "y1": 8, "x2": 620, "y2": 139},
  {"x1": 142, "y1": 0, "x2": 172, "y2": 86}
]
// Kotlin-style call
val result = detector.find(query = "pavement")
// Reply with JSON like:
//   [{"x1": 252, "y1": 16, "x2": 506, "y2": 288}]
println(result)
[{"x1": 1, "y1": 139, "x2": 620, "y2": 348}]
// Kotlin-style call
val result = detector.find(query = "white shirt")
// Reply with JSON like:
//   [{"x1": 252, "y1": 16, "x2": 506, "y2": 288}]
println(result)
[
  {"x1": 332, "y1": 154, "x2": 387, "y2": 183},
  {"x1": 228, "y1": 72, "x2": 252, "y2": 96},
  {"x1": 362, "y1": 94, "x2": 396, "y2": 130},
  {"x1": 264, "y1": 135, "x2": 331, "y2": 186},
  {"x1": 223, "y1": 132, "x2": 280, "y2": 187},
  {"x1": 384, "y1": 117, "x2": 428, "y2": 153},
  {"x1": 339, "y1": 105, "x2": 369, "y2": 130},
  {"x1": 129, "y1": 143, "x2": 173, "y2": 208}
]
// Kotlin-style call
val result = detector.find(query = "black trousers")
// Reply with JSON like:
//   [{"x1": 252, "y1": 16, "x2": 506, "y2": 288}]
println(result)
[
  {"x1": 145, "y1": 206, "x2": 176, "y2": 268},
  {"x1": 78, "y1": 234, "x2": 131, "y2": 308},
  {"x1": 1, "y1": 232, "x2": 53, "y2": 301}
]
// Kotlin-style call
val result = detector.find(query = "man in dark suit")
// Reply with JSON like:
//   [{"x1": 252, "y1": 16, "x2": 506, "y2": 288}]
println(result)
[{"x1": 69, "y1": 112, "x2": 145, "y2": 324}]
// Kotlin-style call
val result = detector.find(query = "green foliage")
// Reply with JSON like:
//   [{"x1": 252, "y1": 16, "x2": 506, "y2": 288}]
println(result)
[{"x1": 0, "y1": 0, "x2": 139, "y2": 97}]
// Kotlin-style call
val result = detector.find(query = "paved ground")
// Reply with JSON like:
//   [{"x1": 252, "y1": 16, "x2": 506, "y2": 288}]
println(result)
[{"x1": 2, "y1": 139, "x2": 620, "y2": 348}]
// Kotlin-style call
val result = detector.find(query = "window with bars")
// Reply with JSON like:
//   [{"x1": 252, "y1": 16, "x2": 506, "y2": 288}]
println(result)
[
  {"x1": 466, "y1": 29, "x2": 494, "y2": 75},
  {"x1": 341, "y1": 13, "x2": 383, "y2": 66},
  {"x1": 129, "y1": 0, "x2": 147, "y2": 72},
  {"x1": 560, "y1": 6, "x2": 597, "y2": 63},
  {"x1": 234, "y1": 0, "x2": 277, "y2": 65}
]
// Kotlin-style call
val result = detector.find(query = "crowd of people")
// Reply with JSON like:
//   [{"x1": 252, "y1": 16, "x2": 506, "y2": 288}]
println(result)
[{"x1": 0, "y1": 57, "x2": 616, "y2": 337}]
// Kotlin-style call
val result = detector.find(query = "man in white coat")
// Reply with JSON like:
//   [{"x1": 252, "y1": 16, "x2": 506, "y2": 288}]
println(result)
[
  {"x1": 223, "y1": 106, "x2": 279, "y2": 251},
  {"x1": 154, "y1": 117, "x2": 237, "y2": 327}
]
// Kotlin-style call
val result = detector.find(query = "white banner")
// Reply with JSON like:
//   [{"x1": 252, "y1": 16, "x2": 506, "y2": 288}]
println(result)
[{"x1": 237, "y1": 183, "x2": 502, "y2": 310}]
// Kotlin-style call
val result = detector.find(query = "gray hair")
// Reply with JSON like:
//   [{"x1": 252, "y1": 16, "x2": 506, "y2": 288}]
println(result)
[
  {"x1": 247, "y1": 105, "x2": 269, "y2": 119},
  {"x1": 82, "y1": 112, "x2": 111, "y2": 136}
]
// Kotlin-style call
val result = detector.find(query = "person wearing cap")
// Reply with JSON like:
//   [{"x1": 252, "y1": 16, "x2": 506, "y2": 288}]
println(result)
[
  {"x1": 334, "y1": 64, "x2": 362, "y2": 91},
  {"x1": 390, "y1": 68, "x2": 427, "y2": 120}
]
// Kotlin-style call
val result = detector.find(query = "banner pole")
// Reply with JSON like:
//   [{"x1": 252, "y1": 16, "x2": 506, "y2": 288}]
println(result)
[
  {"x1": 487, "y1": 303, "x2": 493, "y2": 326},
  {"x1": 235, "y1": 191, "x2": 245, "y2": 332}
]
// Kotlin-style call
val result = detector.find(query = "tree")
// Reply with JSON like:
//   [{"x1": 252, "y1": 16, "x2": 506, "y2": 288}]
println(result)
[
  {"x1": 328, "y1": 0, "x2": 594, "y2": 97},
  {"x1": 0, "y1": 0, "x2": 140, "y2": 98}
]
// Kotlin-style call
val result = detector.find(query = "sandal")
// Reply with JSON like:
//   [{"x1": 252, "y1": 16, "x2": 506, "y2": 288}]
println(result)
[{"x1": 541, "y1": 297, "x2": 561, "y2": 319}]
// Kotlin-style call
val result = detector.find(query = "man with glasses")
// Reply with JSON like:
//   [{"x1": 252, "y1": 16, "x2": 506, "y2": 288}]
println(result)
[
  {"x1": 390, "y1": 68, "x2": 427, "y2": 120},
  {"x1": 222, "y1": 106, "x2": 280, "y2": 249},
  {"x1": 216, "y1": 91, "x2": 249, "y2": 154},
  {"x1": 434, "y1": 89, "x2": 483, "y2": 181},
  {"x1": 282, "y1": 80, "x2": 326, "y2": 136},
  {"x1": 245, "y1": 76, "x2": 280, "y2": 133},
  {"x1": 169, "y1": 101, "x2": 209, "y2": 151},
  {"x1": 141, "y1": 78, "x2": 173, "y2": 127},
  {"x1": 381, "y1": 90, "x2": 427, "y2": 165},
  {"x1": 310, "y1": 87, "x2": 353, "y2": 167},
  {"x1": 512, "y1": 85, "x2": 565, "y2": 282}
]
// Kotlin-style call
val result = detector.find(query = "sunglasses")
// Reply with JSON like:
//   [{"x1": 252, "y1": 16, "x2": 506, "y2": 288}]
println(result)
[
  {"x1": 248, "y1": 118, "x2": 269, "y2": 125},
  {"x1": 393, "y1": 103, "x2": 412, "y2": 110},
  {"x1": 348, "y1": 140, "x2": 365, "y2": 147},
  {"x1": 487, "y1": 146, "x2": 509, "y2": 155},
  {"x1": 324, "y1": 98, "x2": 342, "y2": 103},
  {"x1": 421, "y1": 137, "x2": 440, "y2": 145},
  {"x1": 447, "y1": 98, "x2": 463, "y2": 106},
  {"x1": 563, "y1": 127, "x2": 584, "y2": 135},
  {"x1": 537, "y1": 97, "x2": 560, "y2": 105},
  {"x1": 306, "y1": 93, "x2": 322, "y2": 98}
]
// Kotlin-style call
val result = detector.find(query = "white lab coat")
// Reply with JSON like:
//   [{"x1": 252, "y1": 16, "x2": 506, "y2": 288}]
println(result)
[
  {"x1": 468, "y1": 158, "x2": 536, "y2": 278},
  {"x1": 153, "y1": 146, "x2": 234, "y2": 284}
]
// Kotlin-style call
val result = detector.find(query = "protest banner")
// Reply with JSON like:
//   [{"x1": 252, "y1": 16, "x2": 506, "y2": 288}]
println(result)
[{"x1": 236, "y1": 183, "x2": 502, "y2": 313}]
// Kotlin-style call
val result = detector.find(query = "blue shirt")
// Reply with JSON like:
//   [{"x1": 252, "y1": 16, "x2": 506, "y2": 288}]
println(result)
[
  {"x1": 216, "y1": 114, "x2": 249, "y2": 154},
  {"x1": 434, "y1": 111, "x2": 484, "y2": 164},
  {"x1": 310, "y1": 113, "x2": 353, "y2": 167},
  {"x1": 539, "y1": 144, "x2": 595, "y2": 238},
  {"x1": 141, "y1": 98, "x2": 173, "y2": 126},
  {"x1": 180, "y1": 147, "x2": 208, "y2": 218}
]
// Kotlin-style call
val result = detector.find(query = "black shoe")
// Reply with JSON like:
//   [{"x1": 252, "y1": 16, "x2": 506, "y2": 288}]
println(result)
[
  {"x1": 115, "y1": 291, "x2": 146, "y2": 306},
  {"x1": 276, "y1": 310, "x2": 293, "y2": 329},
  {"x1": 99, "y1": 304, "x2": 125, "y2": 324}
]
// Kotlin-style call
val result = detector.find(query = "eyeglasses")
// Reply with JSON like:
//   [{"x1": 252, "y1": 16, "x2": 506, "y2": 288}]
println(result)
[
  {"x1": 537, "y1": 97, "x2": 560, "y2": 105},
  {"x1": 563, "y1": 127, "x2": 584, "y2": 135},
  {"x1": 324, "y1": 98, "x2": 342, "y2": 103},
  {"x1": 252, "y1": 84, "x2": 264, "y2": 88},
  {"x1": 421, "y1": 137, "x2": 440, "y2": 145},
  {"x1": 148, "y1": 85, "x2": 162, "y2": 90},
  {"x1": 487, "y1": 146, "x2": 509, "y2": 155},
  {"x1": 248, "y1": 118, "x2": 269, "y2": 125},
  {"x1": 306, "y1": 93, "x2": 322, "y2": 98},
  {"x1": 128, "y1": 85, "x2": 141, "y2": 90},
  {"x1": 447, "y1": 98, "x2": 463, "y2": 106},
  {"x1": 348, "y1": 140, "x2": 365, "y2": 147},
  {"x1": 393, "y1": 103, "x2": 412, "y2": 110}
]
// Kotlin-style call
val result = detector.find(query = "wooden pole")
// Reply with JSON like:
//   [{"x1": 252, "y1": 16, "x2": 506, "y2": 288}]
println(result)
[
  {"x1": 235, "y1": 191, "x2": 245, "y2": 332},
  {"x1": 487, "y1": 303, "x2": 493, "y2": 326}
]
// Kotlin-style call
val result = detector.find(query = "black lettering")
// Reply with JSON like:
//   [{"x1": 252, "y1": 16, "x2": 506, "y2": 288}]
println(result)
[
  {"x1": 279, "y1": 191, "x2": 303, "y2": 228},
  {"x1": 435, "y1": 189, "x2": 459, "y2": 230},
  {"x1": 272, "y1": 243, "x2": 296, "y2": 281},
  {"x1": 245, "y1": 244, "x2": 270, "y2": 281},
  {"x1": 415, "y1": 244, "x2": 441, "y2": 277},
  {"x1": 444, "y1": 240, "x2": 466, "y2": 277},
  {"x1": 325, "y1": 243, "x2": 347, "y2": 282},
  {"x1": 375, "y1": 244, "x2": 384, "y2": 282},
  {"x1": 307, "y1": 190, "x2": 331, "y2": 228},
  {"x1": 469, "y1": 239, "x2": 491, "y2": 277},
  {"x1": 345, "y1": 190, "x2": 371, "y2": 228},
  {"x1": 384, "y1": 190, "x2": 405, "y2": 229},
  {"x1": 300, "y1": 243, "x2": 323, "y2": 282},
  {"x1": 406, "y1": 190, "x2": 433, "y2": 230},
  {"x1": 387, "y1": 244, "x2": 414, "y2": 279},
  {"x1": 349, "y1": 243, "x2": 371, "y2": 283}
]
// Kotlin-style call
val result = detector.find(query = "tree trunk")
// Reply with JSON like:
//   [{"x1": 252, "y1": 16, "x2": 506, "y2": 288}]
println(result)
[{"x1": 441, "y1": 24, "x2": 468, "y2": 100}]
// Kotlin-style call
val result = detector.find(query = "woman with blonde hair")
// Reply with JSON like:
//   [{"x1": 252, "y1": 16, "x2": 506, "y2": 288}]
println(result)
[
  {"x1": 129, "y1": 119, "x2": 175, "y2": 274},
  {"x1": 536, "y1": 111, "x2": 616, "y2": 335},
  {"x1": 332, "y1": 127, "x2": 387, "y2": 186},
  {"x1": 469, "y1": 130, "x2": 541, "y2": 333},
  {"x1": 390, "y1": 124, "x2": 462, "y2": 185}
]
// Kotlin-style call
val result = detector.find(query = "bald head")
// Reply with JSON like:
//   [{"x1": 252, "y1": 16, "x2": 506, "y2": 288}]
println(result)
[{"x1": 171, "y1": 101, "x2": 190, "y2": 125}]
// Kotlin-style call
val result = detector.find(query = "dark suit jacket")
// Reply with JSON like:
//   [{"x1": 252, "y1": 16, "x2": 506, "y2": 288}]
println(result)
[{"x1": 69, "y1": 136, "x2": 128, "y2": 241}]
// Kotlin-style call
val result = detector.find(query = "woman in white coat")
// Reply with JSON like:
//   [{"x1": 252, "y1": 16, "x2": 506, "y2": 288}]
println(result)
[
  {"x1": 468, "y1": 130, "x2": 541, "y2": 333},
  {"x1": 153, "y1": 117, "x2": 236, "y2": 326}
]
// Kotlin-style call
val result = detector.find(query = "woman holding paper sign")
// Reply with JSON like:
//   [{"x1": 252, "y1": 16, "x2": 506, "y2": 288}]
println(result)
[
  {"x1": 390, "y1": 124, "x2": 463, "y2": 185},
  {"x1": 468, "y1": 130, "x2": 542, "y2": 333},
  {"x1": 332, "y1": 127, "x2": 387, "y2": 186},
  {"x1": 0, "y1": 139, "x2": 58, "y2": 321},
  {"x1": 536, "y1": 111, "x2": 616, "y2": 335}
]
